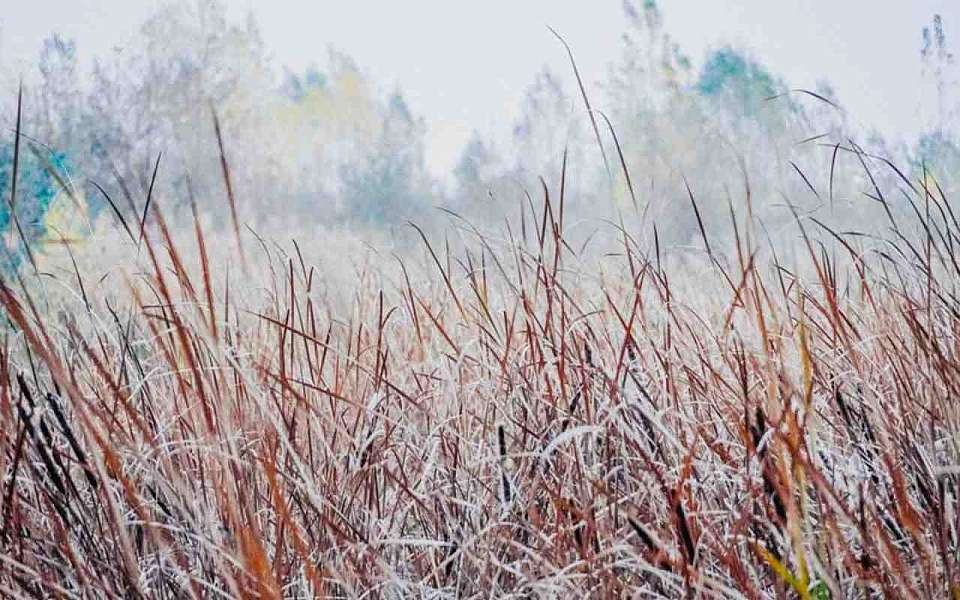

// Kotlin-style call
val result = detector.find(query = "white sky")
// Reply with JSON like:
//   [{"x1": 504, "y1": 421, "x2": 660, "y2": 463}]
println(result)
[{"x1": 2, "y1": 1, "x2": 959, "y2": 174}]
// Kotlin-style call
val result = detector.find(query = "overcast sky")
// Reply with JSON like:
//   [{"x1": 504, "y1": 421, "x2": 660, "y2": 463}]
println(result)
[{"x1": 2, "y1": 1, "x2": 959, "y2": 174}]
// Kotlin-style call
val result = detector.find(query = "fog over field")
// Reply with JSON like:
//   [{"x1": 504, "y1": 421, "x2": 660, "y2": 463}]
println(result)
[
  {"x1": 0, "y1": 1, "x2": 958, "y2": 252},
  {"x1": 0, "y1": 2, "x2": 960, "y2": 598},
  {"x1": 4, "y1": 0, "x2": 959, "y2": 172}
]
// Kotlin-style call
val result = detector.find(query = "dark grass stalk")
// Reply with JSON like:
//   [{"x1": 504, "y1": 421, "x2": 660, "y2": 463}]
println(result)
[
  {"x1": 211, "y1": 105, "x2": 248, "y2": 273},
  {"x1": 137, "y1": 152, "x2": 161, "y2": 248},
  {"x1": 548, "y1": 26, "x2": 610, "y2": 179},
  {"x1": 5, "y1": 84, "x2": 39, "y2": 277},
  {"x1": 89, "y1": 180, "x2": 136, "y2": 243}
]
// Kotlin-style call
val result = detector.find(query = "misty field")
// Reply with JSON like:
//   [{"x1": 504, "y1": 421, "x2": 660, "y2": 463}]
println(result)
[{"x1": 2, "y1": 1, "x2": 960, "y2": 599}]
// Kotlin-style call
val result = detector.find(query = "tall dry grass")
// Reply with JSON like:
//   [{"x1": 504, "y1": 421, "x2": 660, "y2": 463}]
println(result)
[{"x1": 0, "y1": 94, "x2": 959, "y2": 599}]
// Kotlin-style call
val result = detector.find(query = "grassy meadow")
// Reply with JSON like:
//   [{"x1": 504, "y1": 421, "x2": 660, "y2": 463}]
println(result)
[{"x1": 2, "y1": 2, "x2": 960, "y2": 598}]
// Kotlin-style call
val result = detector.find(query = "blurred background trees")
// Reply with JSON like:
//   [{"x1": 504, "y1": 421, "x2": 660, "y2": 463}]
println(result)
[{"x1": 0, "y1": 0, "x2": 957, "y2": 262}]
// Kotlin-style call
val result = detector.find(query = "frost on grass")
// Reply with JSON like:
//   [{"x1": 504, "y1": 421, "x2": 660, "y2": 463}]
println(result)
[{"x1": 1, "y1": 1, "x2": 960, "y2": 598}]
